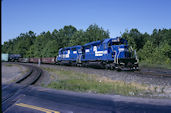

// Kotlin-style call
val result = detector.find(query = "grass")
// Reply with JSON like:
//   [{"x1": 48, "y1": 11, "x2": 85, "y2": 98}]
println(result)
[
  {"x1": 5, "y1": 64, "x2": 13, "y2": 67},
  {"x1": 41, "y1": 67, "x2": 149, "y2": 96},
  {"x1": 139, "y1": 61, "x2": 171, "y2": 69}
]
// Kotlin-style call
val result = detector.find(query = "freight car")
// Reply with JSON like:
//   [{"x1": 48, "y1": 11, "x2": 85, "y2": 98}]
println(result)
[
  {"x1": 1, "y1": 53, "x2": 9, "y2": 62},
  {"x1": 9, "y1": 54, "x2": 22, "y2": 62},
  {"x1": 41, "y1": 57, "x2": 56, "y2": 64},
  {"x1": 56, "y1": 37, "x2": 139, "y2": 70},
  {"x1": 29, "y1": 58, "x2": 40, "y2": 63},
  {"x1": 19, "y1": 58, "x2": 29, "y2": 63},
  {"x1": 19, "y1": 57, "x2": 56, "y2": 64},
  {"x1": 2, "y1": 53, "x2": 22, "y2": 62}
]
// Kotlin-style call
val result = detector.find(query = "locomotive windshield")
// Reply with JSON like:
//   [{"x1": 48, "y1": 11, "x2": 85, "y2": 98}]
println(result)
[
  {"x1": 108, "y1": 38, "x2": 127, "y2": 46},
  {"x1": 109, "y1": 41, "x2": 124, "y2": 46}
]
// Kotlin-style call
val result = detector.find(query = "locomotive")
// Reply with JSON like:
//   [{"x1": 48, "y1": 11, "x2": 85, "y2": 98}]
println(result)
[{"x1": 56, "y1": 37, "x2": 139, "y2": 70}]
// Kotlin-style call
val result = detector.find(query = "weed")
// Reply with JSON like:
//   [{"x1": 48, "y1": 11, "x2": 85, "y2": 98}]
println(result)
[
  {"x1": 5, "y1": 64, "x2": 13, "y2": 67},
  {"x1": 42, "y1": 67, "x2": 148, "y2": 96}
]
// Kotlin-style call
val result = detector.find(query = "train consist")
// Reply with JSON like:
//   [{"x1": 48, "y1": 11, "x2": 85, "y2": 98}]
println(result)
[{"x1": 2, "y1": 37, "x2": 139, "y2": 70}]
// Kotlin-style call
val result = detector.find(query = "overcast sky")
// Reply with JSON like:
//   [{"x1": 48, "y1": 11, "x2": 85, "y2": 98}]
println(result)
[{"x1": 2, "y1": 0, "x2": 171, "y2": 44}]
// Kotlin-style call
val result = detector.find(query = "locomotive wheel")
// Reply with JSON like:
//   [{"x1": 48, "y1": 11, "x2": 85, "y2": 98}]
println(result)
[
  {"x1": 110, "y1": 66, "x2": 113, "y2": 70},
  {"x1": 85, "y1": 62, "x2": 89, "y2": 68},
  {"x1": 105, "y1": 66, "x2": 109, "y2": 70},
  {"x1": 115, "y1": 67, "x2": 121, "y2": 71},
  {"x1": 110, "y1": 65, "x2": 115, "y2": 70},
  {"x1": 117, "y1": 68, "x2": 121, "y2": 71},
  {"x1": 76, "y1": 64, "x2": 82, "y2": 67},
  {"x1": 105, "y1": 64, "x2": 109, "y2": 70},
  {"x1": 83, "y1": 63, "x2": 88, "y2": 67},
  {"x1": 135, "y1": 67, "x2": 140, "y2": 71}
]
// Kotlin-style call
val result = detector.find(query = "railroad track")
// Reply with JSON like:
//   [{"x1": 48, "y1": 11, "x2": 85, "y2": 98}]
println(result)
[
  {"x1": 33, "y1": 63, "x2": 171, "y2": 78},
  {"x1": 2, "y1": 63, "x2": 42, "y2": 108},
  {"x1": 15, "y1": 64, "x2": 42, "y2": 86}
]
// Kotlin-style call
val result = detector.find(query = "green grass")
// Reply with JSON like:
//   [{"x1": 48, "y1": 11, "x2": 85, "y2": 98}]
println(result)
[
  {"x1": 47, "y1": 79, "x2": 142, "y2": 95},
  {"x1": 139, "y1": 61, "x2": 171, "y2": 69},
  {"x1": 5, "y1": 64, "x2": 13, "y2": 67},
  {"x1": 42, "y1": 67, "x2": 148, "y2": 96}
]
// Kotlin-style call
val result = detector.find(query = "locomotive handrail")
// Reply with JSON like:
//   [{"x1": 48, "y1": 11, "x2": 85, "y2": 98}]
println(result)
[
  {"x1": 111, "y1": 46, "x2": 117, "y2": 64},
  {"x1": 134, "y1": 50, "x2": 139, "y2": 63},
  {"x1": 114, "y1": 51, "x2": 117, "y2": 64},
  {"x1": 117, "y1": 51, "x2": 120, "y2": 64},
  {"x1": 79, "y1": 54, "x2": 82, "y2": 63}
]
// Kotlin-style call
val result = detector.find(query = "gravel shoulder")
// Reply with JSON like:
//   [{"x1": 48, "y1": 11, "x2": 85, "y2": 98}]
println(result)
[{"x1": 2, "y1": 62, "x2": 29, "y2": 84}]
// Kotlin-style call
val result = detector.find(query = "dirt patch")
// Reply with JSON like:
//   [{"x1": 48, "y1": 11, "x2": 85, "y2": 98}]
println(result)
[{"x1": 2, "y1": 62, "x2": 29, "y2": 84}]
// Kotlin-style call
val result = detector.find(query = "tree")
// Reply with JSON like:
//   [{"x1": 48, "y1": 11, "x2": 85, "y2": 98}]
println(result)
[
  {"x1": 42, "y1": 40, "x2": 59, "y2": 57},
  {"x1": 138, "y1": 40, "x2": 155, "y2": 63},
  {"x1": 68, "y1": 30, "x2": 87, "y2": 46},
  {"x1": 122, "y1": 29, "x2": 148, "y2": 50},
  {"x1": 85, "y1": 24, "x2": 110, "y2": 42}
]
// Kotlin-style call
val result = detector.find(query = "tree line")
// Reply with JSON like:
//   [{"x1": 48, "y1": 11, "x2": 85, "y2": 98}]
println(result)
[
  {"x1": 2, "y1": 24, "x2": 171, "y2": 65},
  {"x1": 122, "y1": 28, "x2": 171, "y2": 65}
]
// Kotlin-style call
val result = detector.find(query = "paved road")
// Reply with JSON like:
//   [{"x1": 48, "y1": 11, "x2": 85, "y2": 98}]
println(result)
[{"x1": 2, "y1": 84, "x2": 171, "y2": 113}]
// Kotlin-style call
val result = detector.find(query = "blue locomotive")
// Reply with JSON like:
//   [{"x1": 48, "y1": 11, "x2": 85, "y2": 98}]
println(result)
[{"x1": 56, "y1": 37, "x2": 139, "y2": 70}]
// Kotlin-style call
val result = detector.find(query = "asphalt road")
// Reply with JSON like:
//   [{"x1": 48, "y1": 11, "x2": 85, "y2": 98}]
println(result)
[{"x1": 2, "y1": 84, "x2": 171, "y2": 113}]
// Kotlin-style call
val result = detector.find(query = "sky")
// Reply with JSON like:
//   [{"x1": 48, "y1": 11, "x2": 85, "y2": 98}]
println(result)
[{"x1": 2, "y1": 0, "x2": 171, "y2": 44}]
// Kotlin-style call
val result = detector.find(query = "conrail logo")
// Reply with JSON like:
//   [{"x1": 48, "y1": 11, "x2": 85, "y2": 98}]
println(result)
[{"x1": 15, "y1": 103, "x2": 60, "y2": 113}]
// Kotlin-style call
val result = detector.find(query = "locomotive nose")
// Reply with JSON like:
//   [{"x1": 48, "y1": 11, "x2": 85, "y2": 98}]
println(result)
[{"x1": 117, "y1": 46, "x2": 131, "y2": 58}]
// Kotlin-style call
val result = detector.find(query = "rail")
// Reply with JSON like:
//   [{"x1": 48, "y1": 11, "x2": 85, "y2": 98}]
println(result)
[{"x1": 15, "y1": 63, "x2": 42, "y2": 86}]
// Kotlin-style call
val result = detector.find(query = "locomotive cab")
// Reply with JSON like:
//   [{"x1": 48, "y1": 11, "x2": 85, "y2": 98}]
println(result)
[{"x1": 107, "y1": 37, "x2": 139, "y2": 70}]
